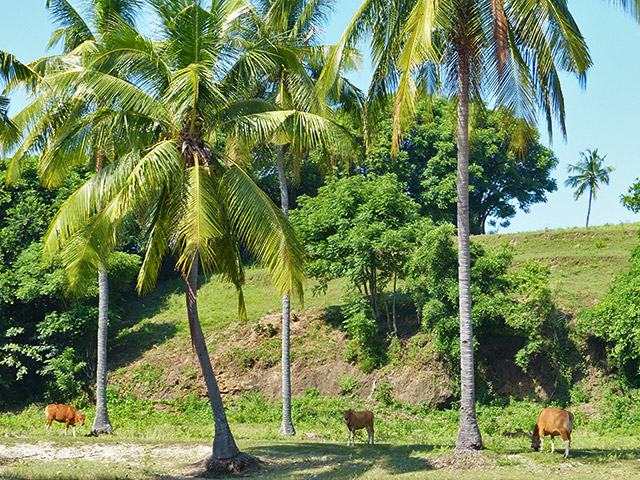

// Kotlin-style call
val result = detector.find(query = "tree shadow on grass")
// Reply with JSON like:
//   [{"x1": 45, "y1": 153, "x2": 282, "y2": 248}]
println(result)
[
  {"x1": 565, "y1": 447, "x2": 639, "y2": 461},
  {"x1": 247, "y1": 442, "x2": 435, "y2": 479},
  {"x1": 109, "y1": 277, "x2": 184, "y2": 368}
]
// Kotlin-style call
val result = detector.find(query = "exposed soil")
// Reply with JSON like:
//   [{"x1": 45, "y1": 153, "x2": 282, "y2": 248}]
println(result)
[
  {"x1": 109, "y1": 305, "x2": 612, "y2": 410},
  {"x1": 110, "y1": 308, "x2": 457, "y2": 408}
]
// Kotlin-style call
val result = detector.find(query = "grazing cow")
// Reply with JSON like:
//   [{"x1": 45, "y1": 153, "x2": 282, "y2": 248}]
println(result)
[
  {"x1": 530, "y1": 407, "x2": 574, "y2": 458},
  {"x1": 45, "y1": 404, "x2": 85, "y2": 437},
  {"x1": 341, "y1": 410, "x2": 374, "y2": 446}
]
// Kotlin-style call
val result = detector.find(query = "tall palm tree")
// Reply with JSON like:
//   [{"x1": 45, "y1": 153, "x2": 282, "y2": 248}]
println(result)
[
  {"x1": 31, "y1": 0, "x2": 306, "y2": 467},
  {"x1": 244, "y1": 0, "x2": 361, "y2": 436},
  {"x1": 4, "y1": 0, "x2": 145, "y2": 436},
  {"x1": 565, "y1": 149, "x2": 614, "y2": 227},
  {"x1": 320, "y1": 0, "x2": 591, "y2": 451}
]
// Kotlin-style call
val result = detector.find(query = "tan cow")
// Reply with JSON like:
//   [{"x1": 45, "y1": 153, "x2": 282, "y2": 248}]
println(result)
[
  {"x1": 530, "y1": 407, "x2": 574, "y2": 458},
  {"x1": 45, "y1": 404, "x2": 85, "y2": 437},
  {"x1": 341, "y1": 410, "x2": 374, "y2": 446}
]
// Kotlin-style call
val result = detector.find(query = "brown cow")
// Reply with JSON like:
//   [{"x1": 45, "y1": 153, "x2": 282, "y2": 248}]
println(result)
[
  {"x1": 530, "y1": 407, "x2": 574, "y2": 458},
  {"x1": 45, "y1": 404, "x2": 85, "y2": 437},
  {"x1": 341, "y1": 410, "x2": 374, "y2": 446}
]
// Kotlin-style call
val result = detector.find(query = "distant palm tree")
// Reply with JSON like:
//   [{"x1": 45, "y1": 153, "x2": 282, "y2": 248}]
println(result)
[{"x1": 565, "y1": 149, "x2": 614, "y2": 227}]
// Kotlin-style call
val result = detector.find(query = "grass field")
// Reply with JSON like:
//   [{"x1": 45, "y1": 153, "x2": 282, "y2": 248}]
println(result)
[
  {"x1": 2, "y1": 397, "x2": 640, "y2": 479},
  {"x1": 3, "y1": 223, "x2": 640, "y2": 478},
  {"x1": 2, "y1": 425, "x2": 640, "y2": 479}
]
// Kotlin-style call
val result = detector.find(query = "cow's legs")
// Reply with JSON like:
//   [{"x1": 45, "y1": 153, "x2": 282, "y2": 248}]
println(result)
[
  {"x1": 560, "y1": 429, "x2": 571, "y2": 458},
  {"x1": 366, "y1": 425, "x2": 374, "y2": 445},
  {"x1": 73, "y1": 426, "x2": 77, "y2": 437},
  {"x1": 550, "y1": 437, "x2": 555, "y2": 453}
]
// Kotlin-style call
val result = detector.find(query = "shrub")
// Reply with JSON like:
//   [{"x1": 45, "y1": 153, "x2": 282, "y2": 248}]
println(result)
[
  {"x1": 337, "y1": 373, "x2": 360, "y2": 396},
  {"x1": 374, "y1": 381, "x2": 394, "y2": 406},
  {"x1": 40, "y1": 347, "x2": 87, "y2": 403},
  {"x1": 577, "y1": 235, "x2": 640, "y2": 386}
]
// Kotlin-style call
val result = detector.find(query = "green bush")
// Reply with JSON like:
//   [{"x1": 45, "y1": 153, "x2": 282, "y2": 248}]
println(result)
[
  {"x1": 336, "y1": 373, "x2": 360, "y2": 396},
  {"x1": 40, "y1": 347, "x2": 87, "y2": 404},
  {"x1": 577, "y1": 235, "x2": 640, "y2": 386}
]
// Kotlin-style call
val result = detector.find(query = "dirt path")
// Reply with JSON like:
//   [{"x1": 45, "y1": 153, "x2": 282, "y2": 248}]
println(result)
[{"x1": 0, "y1": 439, "x2": 213, "y2": 477}]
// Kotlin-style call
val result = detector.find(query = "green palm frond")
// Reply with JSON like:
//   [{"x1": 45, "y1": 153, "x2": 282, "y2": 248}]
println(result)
[
  {"x1": 137, "y1": 196, "x2": 171, "y2": 293},
  {"x1": 46, "y1": 0, "x2": 95, "y2": 52},
  {"x1": 607, "y1": 0, "x2": 640, "y2": 20},
  {"x1": 174, "y1": 161, "x2": 227, "y2": 274},
  {"x1": 220, "y1": 166, "x2": 304, "y2": 302}
]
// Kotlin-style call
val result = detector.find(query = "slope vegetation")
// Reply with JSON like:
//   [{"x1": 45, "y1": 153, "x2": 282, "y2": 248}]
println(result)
[{"x1": 109, "y1": 223, "x2": 640, "y2": 405}]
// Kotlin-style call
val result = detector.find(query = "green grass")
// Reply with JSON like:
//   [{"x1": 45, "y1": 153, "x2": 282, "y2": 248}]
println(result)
[
  {"x1": 474, "y1": 223, "x2": 639, "y2": 311},
  {"x1": 5, "y1": 224, "x2": 640, "y2": 478},
  {"x1": 3, "y1": 396, "x2": 640, "y2": 479}
]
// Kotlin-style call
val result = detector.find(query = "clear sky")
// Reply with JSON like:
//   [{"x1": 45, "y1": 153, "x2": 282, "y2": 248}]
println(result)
[{"x1": 2, "y1": 1, "x2": 639, "y2": 234}]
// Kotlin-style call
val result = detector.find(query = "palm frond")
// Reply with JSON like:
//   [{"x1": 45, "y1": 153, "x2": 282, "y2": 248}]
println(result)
[
  {"x1": 46, "y1": 0, "x2": 95, "y2": 52},
  {"x1": 219, "y1": 166, "x2": 305, "y2": 302}
]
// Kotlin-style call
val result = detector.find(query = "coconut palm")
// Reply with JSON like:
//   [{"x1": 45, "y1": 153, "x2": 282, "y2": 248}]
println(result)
[
  {"x1": 47, "y1": 0, "x2": 143, "y2": 437},
  {"x1": 29, "y1": 0, "x2": 306, "y2": 467},
  {"x1": 4, "y1": 0, "x2": 145, "y2": 436},
  {"x1": 565, "y1": 149, "x2": 614, "y2": 227},
  {"x1": 243, "y1": 0, "x2": 362, "y2": 436},
  {"x1": 320, "y1": 0, "x2": 591, "y2": 451}
]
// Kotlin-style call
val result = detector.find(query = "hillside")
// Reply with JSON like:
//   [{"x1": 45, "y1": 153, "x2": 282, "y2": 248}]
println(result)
[
  {"x1": 474, "y1": 223, "x2": 639, "y2": 312},
  {"x1": 108, "y1": 223, "x2": 640, "y2": 407}
]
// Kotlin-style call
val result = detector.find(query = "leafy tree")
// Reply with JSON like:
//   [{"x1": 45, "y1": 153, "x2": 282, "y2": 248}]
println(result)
[
  {"x1": 565, "y1": 149, "x2": 614, "y2": 227},
  {"x1": 0, "y1": 157, "x2": 139, "y2": 405},
  {"x1": 291, "y1": 173, "x2": 421, "y2": 322},
  {"x1": 320, "y1": 0, "x2": 591, "y2": 450},
  {"x1": 621, "y1": 180, "x2": 640, "y2": 213},
  {"x1": 365, "y1": 99, "x2": 558, "y2": 234},
  {"x1": 405, "y1": 226, "x2": 573, "y2": 397}
]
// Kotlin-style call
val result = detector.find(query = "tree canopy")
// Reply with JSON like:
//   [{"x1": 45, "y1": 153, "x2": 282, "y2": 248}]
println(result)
[{"x1": 363, "y1": 99, "x2": 558, "y2": 234}]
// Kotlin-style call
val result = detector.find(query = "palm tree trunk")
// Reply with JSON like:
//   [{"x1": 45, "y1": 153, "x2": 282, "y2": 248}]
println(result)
[
  {"x1": 92, "y1": 151, "x2": 112, "y2": 435},
  {"x1": 455, "y1": 43, "x2": 483, "y2": 451},
  {"x1": 276, "y1": 145, "x2": 295, "y2": 436},
  {"x1": 392, "y1": 272, "x2": 398, "y2": 336},
  {"x1": 91, "y1": 266, "x2": 113, "y2": 434},
  {"x1": 586, "y1": 188, "x2": 593, "y2": 227},
  {"x1": 186, "y1": 254, "x2": 240, "y2": 459}
]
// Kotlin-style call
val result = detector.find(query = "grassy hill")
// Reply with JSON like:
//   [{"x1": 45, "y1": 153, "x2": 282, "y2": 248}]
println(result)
[
  {"x1": 108, "y1": 222, "x2": 640, "y2": 405},
  {"x1": 474, "y1": 223, "x2": 639, "y2": 312}
]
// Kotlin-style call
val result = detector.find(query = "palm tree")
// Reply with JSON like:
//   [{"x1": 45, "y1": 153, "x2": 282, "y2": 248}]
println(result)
[
  {"x1": 244, "y1": 0, "x2": 361, "y2": 436},
  {"x1": 320, "y1": 0, "x2": 591, "y2": 451},
  {"x1": 4, "y1": 0, "x2": 145, "y2": 436},
  {"x1": 30, "y1": 0, "x2": 305, "y2": 468},
  {"x1": 565, "y1": 149, "x2": 614, "y2": 227}
]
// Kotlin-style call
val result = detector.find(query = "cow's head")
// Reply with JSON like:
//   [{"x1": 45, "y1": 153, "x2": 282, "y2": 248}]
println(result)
[
  {"x1": 341, "y1": 410, "x2": 352, "y2": 424},
  {"x1": 77, "y1": 413, "x2": 86, "y2": 426},
  {"x1": 530, "y1": 432, "x2": 540, "y2": 451}
]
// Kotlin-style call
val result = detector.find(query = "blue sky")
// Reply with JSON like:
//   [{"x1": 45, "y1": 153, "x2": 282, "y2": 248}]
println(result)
[{"x1": 2, "y1": 1, "x2": 639, "y2": 234}]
